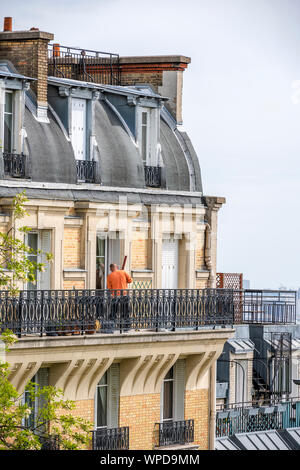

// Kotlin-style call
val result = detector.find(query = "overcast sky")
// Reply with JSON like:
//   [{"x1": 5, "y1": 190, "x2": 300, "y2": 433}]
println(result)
[{"x1": 2, "y1": 0, "x2": 300, "y2": 289}]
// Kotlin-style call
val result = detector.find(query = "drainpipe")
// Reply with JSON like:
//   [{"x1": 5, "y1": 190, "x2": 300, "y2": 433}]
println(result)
[
  {"x1": 209, "y1": 361, "x2": 216, "y2": 450},
  {"x1": 204, "y1": 223, "x2": 215, "y2": 288}
]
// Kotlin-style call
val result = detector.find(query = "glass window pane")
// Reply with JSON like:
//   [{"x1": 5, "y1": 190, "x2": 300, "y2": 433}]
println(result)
[
  {"x1": 96, "y1": 237, "x2": 105, "y2": 257},
  {"x1": 97, "y1": 386, "x2": 107, "y2": 428},
  {"x1": 28, "y1": 233, "x2": 38, "y2": 251},
  {"x1": 165, "y1": 367, "x2": 173, "y2": 380},
  {"x1": 142, "y1": 112, "x2": 147, "y2": 125},
  {"x1": 163, "y1": 380, "x2": 173, "y2": 420},
  {"x1": 5, "y1": 92, "x2": 13, "y2": 113},
  {"x1": 4, "y1": 114, "x2": 12, "y2": 153},
  {"x1": 27, "y1": 234, "x2": 38, "y2": 290},
  {"x1": 98, "y1": 372, "x2": 107, "y2": 386},
  {"x1": 142, "y1": 125, "x2": 147, "y2": 162}
]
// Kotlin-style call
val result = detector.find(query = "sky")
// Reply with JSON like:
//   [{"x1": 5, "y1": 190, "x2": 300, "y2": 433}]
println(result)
[{"x1": 1, "y1": 0, "x2": 300, "y2": 290}]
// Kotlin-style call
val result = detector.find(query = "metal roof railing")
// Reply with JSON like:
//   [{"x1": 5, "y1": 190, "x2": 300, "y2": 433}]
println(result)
[{"x1": 48, "y1": 44, "x2": 120, "y2": 85}]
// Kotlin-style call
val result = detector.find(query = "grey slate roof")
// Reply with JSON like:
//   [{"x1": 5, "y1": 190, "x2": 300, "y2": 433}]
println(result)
[
  {"x1": 1, "y1": 60, "x2": 203, "y2": 194},
  {"x1": 216, "y1": 428, "x2": 300, "y2": 450},
  {"x1": 24, "y1": 106, "x2": 77, "y2": 184},
  {"x1": 94, "y1": 100, "x2": 145, "y2": 188}
]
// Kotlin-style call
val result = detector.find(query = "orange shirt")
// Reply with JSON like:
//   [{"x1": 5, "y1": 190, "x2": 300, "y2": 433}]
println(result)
[{"x1": 107, "y1": 270, "x2": 132, "y2": 290}]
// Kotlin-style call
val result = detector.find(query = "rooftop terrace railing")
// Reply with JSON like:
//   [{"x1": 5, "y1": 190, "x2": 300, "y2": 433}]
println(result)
[
  {"x1": 216, "y1": 398, "x2": 300, "y2": 438},
  {"x1": 48, "y1": 44, "x2": 120, "y2": 85},
  {"x1": 0, "y1": 288, "x2": 234, "y2": 338},
  {"x1": 236, "y1": 289, "x2": 296, "y2": 324}
]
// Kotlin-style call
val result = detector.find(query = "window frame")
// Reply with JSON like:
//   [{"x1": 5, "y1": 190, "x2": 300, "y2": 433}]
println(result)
[{"x1": 4, "y1": 90, "x2": 14, "y2": 154}]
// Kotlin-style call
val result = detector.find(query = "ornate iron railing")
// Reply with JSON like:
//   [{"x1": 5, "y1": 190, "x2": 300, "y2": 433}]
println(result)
[
  {"x1": 92, "y1": 427, "x2": 129, "y2": 450},
  {"x1": 156, "y1": 420, "x2": 194, "y2": 447},
  {"x1": 3, "y1": 152, "x2": 26, "y2": 178},
  {"x1": 48, "y1": 44, "x2": 120, "y2": 85},
  {"x1": 144, "y1": 166, "x2": 161, "y2": 188},
  {"x1": 216, "y1": 398, "x2": 300, "y2": 438},
  {"x1": 0, "y1": 288, "x2": 235, "y2": 337},
  {"x1": 76, "y1": 160, "x2": 96, "y2": 183},
  {"x1": 39, "y1": 435, "x2": 61, "y2": 450}
]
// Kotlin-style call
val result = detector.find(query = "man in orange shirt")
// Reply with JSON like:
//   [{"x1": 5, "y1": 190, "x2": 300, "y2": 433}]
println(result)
[
  {"x1": 107, "y1": 263, "x2": 132, "y2": 291},
  {"x1": 107, "y1": 263, "x2": 132, "y2": 332}
]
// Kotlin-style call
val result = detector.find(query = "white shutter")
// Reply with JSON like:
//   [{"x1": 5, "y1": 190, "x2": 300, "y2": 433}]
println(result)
[
  {"x1": 162, "y1": 239, "x2": 178, "y2": 289},
  {"x1": 235, "y1": 360, "x2": 248, "y2": 403},
  {"x1": 108, "y1": 363, "x2": 120, "y2": 428},
  {"x1": 71, "y1": 98, "x2": 86, "y2": 160},
  {"x1": 40, "y1": 230, "x2": 51, "y2": 290},
  {"x1": 173, "y1": 359, "x2": 185, "y2": 421}
]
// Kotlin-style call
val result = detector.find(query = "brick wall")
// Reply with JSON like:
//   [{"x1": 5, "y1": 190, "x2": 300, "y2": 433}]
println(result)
[
  {"x1": 131, "y1": 236, "x2": 148, "y2": 270},
  {"x1": 119, "y1": 394, "x2": 161, "y2": 450},
  {"x1": 195, "y1": 279, "x2": 209, "y2": 289},
  {"x1": 63, "y1": 280, "x2": 85, "y2": 290},
  {"x1": 121, "y1": 71, "x2": 163, "y2": 92},
  {"x1": 185, "y1": 389, "x2": 209, "y2": 450},
  {"x1": 63, "y1": 227, "x2": 81, "y2": 268},
  {"x1": 0, "y1": 31, "x2": 53, "y2": 105},
  {"x1": 54, "y1": 398, "x2": 94, "y2": 449}
]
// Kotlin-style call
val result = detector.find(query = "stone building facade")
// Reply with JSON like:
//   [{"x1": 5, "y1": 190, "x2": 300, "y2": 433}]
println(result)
[{"x1": 0, "y1": 17, "x2": 232, "y2": 450}]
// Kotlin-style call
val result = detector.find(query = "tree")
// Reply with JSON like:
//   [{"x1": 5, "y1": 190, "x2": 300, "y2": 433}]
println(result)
[
  {"x1": 0, "y1": 193, "x2": 92, "y2": 450},
  {"x1": 0, "y1": 190, "x2": 53, "y2": 295}
]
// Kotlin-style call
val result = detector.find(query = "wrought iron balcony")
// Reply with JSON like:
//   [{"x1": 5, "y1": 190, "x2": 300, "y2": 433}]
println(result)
[
  {"x1": 0, "y1": 288, "x2": 235, "y2": 338},
  {"x1": 0, "y1": 288, "x2": 295, "y2": 339},
  {"x1": 48, "y1": 44, "x2": 120, "y2": 85},
  {"x1": 3, "y1": 152, "x2": 26, "y2": 178},
  {"x1": 156, "y1": 420, "x2": 194, "y2": 447},
  {"x1": 39, "y1": 435, "x2": 61, "y2": 450},
  {"x1": 92, "y1": 427, "x2": 129, "y2": 450},
  {"x1": 76, "y1": 160, "x2": 97, "y2": 183},
  {"x1": 216, "y1": 398, "x2": 300, "y2": 438},
  {"x1": 144, "y1": 165, "x2": 162, "y2": 188}
]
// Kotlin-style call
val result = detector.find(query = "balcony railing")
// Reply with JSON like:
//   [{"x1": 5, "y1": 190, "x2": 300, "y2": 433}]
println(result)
[
  {"x1": 48, "y1": 44, "x2": 120, "y2": 85},
  {"x1": 0, "y1": 288, "x2": 234, "y2": 338},
  {"x1": 39, "y1": 435, "x2": 61, "y2": 450},
  {"x1": 92, "y1": 427, "x2": 129, "y2": 450},
  {"x1": 0, "y1": 288, "x2": 296, "y2": 338},
  {"x1": 240, "y1": 290, "x2": 296, "y2": 324},
  {"x1": 144, "y1": 166, "x2": 162, "y2": 188},
  {"x1": 3, "y1": 152, "x2": 26, "y2": 178},
  {"x1": 156, "y1": 420, "x2": 194, "y2": 447},
  {"x1": 76, "y1": 160, "x2": 97, "y2": 183},
  {"x1": 216, "y1": 398, "x2": 300, "y2": 438}
]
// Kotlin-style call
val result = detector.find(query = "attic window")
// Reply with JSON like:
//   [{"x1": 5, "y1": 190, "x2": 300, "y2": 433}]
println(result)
[{"x1": 4, "y1": 91, "x2": 13, "y2": 153}]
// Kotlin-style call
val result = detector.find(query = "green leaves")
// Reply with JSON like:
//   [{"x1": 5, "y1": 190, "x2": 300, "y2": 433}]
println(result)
[{"x1": 0, "y1": 354, "x2": 92, "y2": 450}]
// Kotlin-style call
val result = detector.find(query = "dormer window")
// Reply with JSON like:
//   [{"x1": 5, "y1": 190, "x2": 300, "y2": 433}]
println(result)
[
  {"x1": 71, "y1": 97, "x2": 87, "y2": 160},
  {"x1": 4, "y1": 90, "x2": 14, "y2": 153},
  {"x1": 137, "y1": 105, "x2": 162, "y2": 187}
]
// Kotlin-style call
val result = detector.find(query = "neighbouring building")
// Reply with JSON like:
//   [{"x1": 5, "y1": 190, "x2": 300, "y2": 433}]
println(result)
[
  {"x1": 215, "y1": 273, "x2": 300, "y2": 450},
  {"x1": 0, "y1": 17, "x2": 234, "y2": 450}
]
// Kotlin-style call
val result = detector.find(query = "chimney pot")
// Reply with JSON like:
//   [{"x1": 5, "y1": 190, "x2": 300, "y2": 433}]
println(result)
[
  {"x1": 53, "y1": 43, "x2": 60, "y2": 57},
  {"x1": 3, "y1": 17, "x2": 12, "y2": 32}
]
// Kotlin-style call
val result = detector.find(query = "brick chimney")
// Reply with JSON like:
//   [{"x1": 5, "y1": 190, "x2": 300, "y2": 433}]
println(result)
[
  {"x1": 119, "y1": 55, "x2": 191, "y2": 124},
  {"x1": 0, "y1": 17, "x2": 54, "y2": 121}
]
